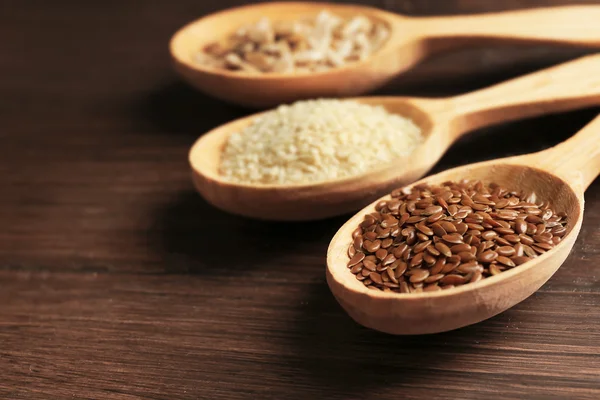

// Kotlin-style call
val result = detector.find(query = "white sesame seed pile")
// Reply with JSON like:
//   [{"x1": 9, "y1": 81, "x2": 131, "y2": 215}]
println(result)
[{"x1": 219, "y1": 99, "x2": 423, "y2": 185}]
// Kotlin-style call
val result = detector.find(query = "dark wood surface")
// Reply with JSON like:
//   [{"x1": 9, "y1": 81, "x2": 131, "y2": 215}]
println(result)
[{"x1": 1, "y1": 1, "x2": 600, "y2": 399}]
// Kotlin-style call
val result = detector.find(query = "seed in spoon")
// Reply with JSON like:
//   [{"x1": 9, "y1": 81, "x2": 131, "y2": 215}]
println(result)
[
  {"x1": 199, "y1": 13, "x2": 391, "y2": 74},
  {"x1": 450, "y1": 244, "x2": 471, "y2": 254},
  {"x1": 496, "y1": 256, "x2": 516, "y2": 267},
  {"x1": 440, "y1": 221, "x2": 457, "y2": 233},
  {"x1": 220, "y1": 100, "x2": 422, "y2": 185},
  {"x1": 511, "y1": 256, "x2": 532, "y2": 266},
  {"x1": 442, "y1": 233, "x2": 464, "y2": 244},
  {"x1": 457, "y1": 251, "x2": 476, "y2": 262},
  {"x1": 369, "y1": 272, "x2": 383, "y2": 285},
  {"x1": 348, "y1": 252, "x2": 365, "y2": 266},
  {"x1": 478, "y1": 250, "x2": 498, "y2": 263},
  {"x1": 347, "y1": 180, "x2": 567, "y2": 293},
  {"x1": 427, "y1": 253, "x2": 443, "y2": 270},
  {"x1": 375, "y1": 249, "x2": 388, "y2": 260},
  {"x1": 496, "y1": 246, "x2": 516, "y2": 257},
  {"x1": 435, "y1": 242, "x2": 452, "y2": 258},
  {"x1": 416, "y1": 222, "x2": 434, "y2": 236},
  {"x1": 363, "y1": 260, "x2": 377, "y2": 272},
  {"x1": 363, "y1": 240, "x2": 381, "y2": 253},
  {"x1": 440, "y1": 274, "x2": 467, "y2": 286},
  {"x1": 409, "y1": 269, "x2": 430, "y2": 283}
]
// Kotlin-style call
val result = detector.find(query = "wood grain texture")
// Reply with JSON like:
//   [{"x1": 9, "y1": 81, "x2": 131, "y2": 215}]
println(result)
[{"x1": 1, "y1": 0, "x2": 600, "y2": 399}]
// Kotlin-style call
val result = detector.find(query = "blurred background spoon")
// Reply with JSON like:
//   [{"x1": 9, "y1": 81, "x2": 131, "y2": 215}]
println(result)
[
  {"x1": 189, "y1": 54, "x2": 600, "y2": 221},
  {"x1": 327, "y1": 112, "x2": 600, "y2": 335},
  {"x1": 171, "y1": 2, "x2": 600, "y2": 107}
]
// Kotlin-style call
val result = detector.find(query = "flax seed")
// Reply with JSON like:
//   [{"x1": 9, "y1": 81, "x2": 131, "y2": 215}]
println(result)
[
  {"x1": 369, "y1": 272, "x2": 383, "y2": 284},
  {"x1": 533, "y1": 234, "x2": 552, "y2": 244},
  {"x1": 511, "y1": 256, "x2": 531, "y2": 265},
  {"x1": 394, "y1": 261, "x2": 408, "y2": 277},
  {"x1": 410, "y1": 253, "x2": 424, "y2": 268},
  {"x1": 457, "y1": 251, "x2": 476, "y2": 262},
  {"x1": 348, "y1": 244, "x2": 356, "y2": 258},
  {"x1": 495, "y1": 237, "x2": 511, "y2": 246},
  {"x1": 375, "y1": 248, "x2": 387, "y2": 261},
  {"x1": 348, "y1": 252, "x2": 365, "y2": 266},
  {"x1": 489, "y1": 264, "x2": 502, "y2": 276},
  {"x1": 441, "y1": 260, "x2": 459, "y2": 274},
  {"x1": 430, "y1": 258, "x2": 446, "y2": 275},
  {"x1": 382, "y1": 253, "x2": 397, "y2": 266},
  {"x1": 450, "y1": 244, "x2": 471, "y2": 253},
  {"x1": 496, "y1": 256, "x2": 516, "y2": 267},
  {"x1": 440, "y1": 221, "x2": 457, "y2": 233},
  {"x1": 423, "y1": 253, "x2": 437, "y2": 266},
  {"x1": 363, "y1": 259, "x2": 377, "y2": 272},
  {"x1": 513, "y1": 243, "x2": 524, "y2": 257},
  {"x1": 426, "y1": 245, "x2": 441, "y2": 257},
  {"x1": 350, "y1": 264, "x2": 363, "y2": 274},
  {"x1": 481, "y1": 230, "x2": 498, "y2": 241},
  {"x1": 441, "y1": 274, "x2": 467, "y2": 285},
  {"x1": 409, "y1": 269, "x2": 430, "y2": 283},
  {"x1": 456, "y1": 261, "x2": 482, "y2": 274},
  {"x1": 523, "y1": 245, "x2": 537, "y2": 258},
  {"x1": 454, "y1": 223, "x2": 469, "y2": 235},
  {"x1": 552, "y1": 226, "x2": 567, "y2": 237},
  {"x1": 442, "y1": 233, "x2": 464, "y2": 244},
  {"x1": 478, "y1": 250, "x2": 498, "y2": 263}
]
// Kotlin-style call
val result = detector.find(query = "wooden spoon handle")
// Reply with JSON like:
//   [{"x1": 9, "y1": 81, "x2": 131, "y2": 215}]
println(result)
[
  {"x1": 440, "y1": 54, "x2": 600, "y2": 136},
  {"x1": 527, "y1": 114, "x2": 600, "y2": 191},
  {"x1": 415, "y1": 6, "x2": 600, "y2": 49}
]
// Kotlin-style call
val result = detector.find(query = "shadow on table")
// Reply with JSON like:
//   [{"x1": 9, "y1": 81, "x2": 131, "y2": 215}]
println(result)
[
  {"x1": 134, "y1": 80, "x2": 250, "y2": 137},
  {"x1": 133, "y1": 45, "x2": 594, "y2": 140},
  {"x1": 152, "y1": 190, "x2": 349, "y2": 275},
  {"x1": 428, "y1": 108, "x2": 598, "y2": 176},
  {"x1": 286, "y1": 279, "x2": 511, "y2": 394}
]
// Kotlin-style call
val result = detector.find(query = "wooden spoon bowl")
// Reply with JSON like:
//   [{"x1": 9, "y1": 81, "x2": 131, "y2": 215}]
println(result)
[
  {"x1": 189, "y1": 98, "x2": 435, "y2": 221},
  {"x1": 326, "y1": 115, "x2": 600, "y2": 335},
  {"x1": 171, "y1": 2, "x2": 600, "y2": 107},
  {"x1": 189, "y1": 55, "x2": 600, "y2": 221},
  {"x1": 171, "y1": 2, "x2": 413, "y2": 107}
]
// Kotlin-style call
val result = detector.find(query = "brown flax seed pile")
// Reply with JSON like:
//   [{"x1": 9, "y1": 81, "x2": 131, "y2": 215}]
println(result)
[{"x1": 347, "y1": 180, "x2": 568, "y2": 293}]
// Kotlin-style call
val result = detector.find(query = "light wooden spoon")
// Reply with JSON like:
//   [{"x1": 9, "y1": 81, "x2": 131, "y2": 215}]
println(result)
[
  {"x1": 189, "y1": 54, "x2": 600, "y2": 221},
  {"x1": 327, "y1": 113, "x2": 600, "y2": 335},
  {"x1": 171, "y1": 2, "x2": 600, "y2": 107}
]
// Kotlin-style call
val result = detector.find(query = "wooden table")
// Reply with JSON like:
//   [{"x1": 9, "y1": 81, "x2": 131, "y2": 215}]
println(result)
[{"x1": 2, "y1": 1, "x2": 599, "y2": 399}]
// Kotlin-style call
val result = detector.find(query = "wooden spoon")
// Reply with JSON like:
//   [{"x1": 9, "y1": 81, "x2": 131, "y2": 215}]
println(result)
[
  {"x1": 171, "y1": 2, "x2": 600, "y2": 107},
  {"x1": 189, "y1": 54, "x2": 600, "y2": 221},
  {"x1": 327, "y1": 113, "x2": 600, "y2": 335}
]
